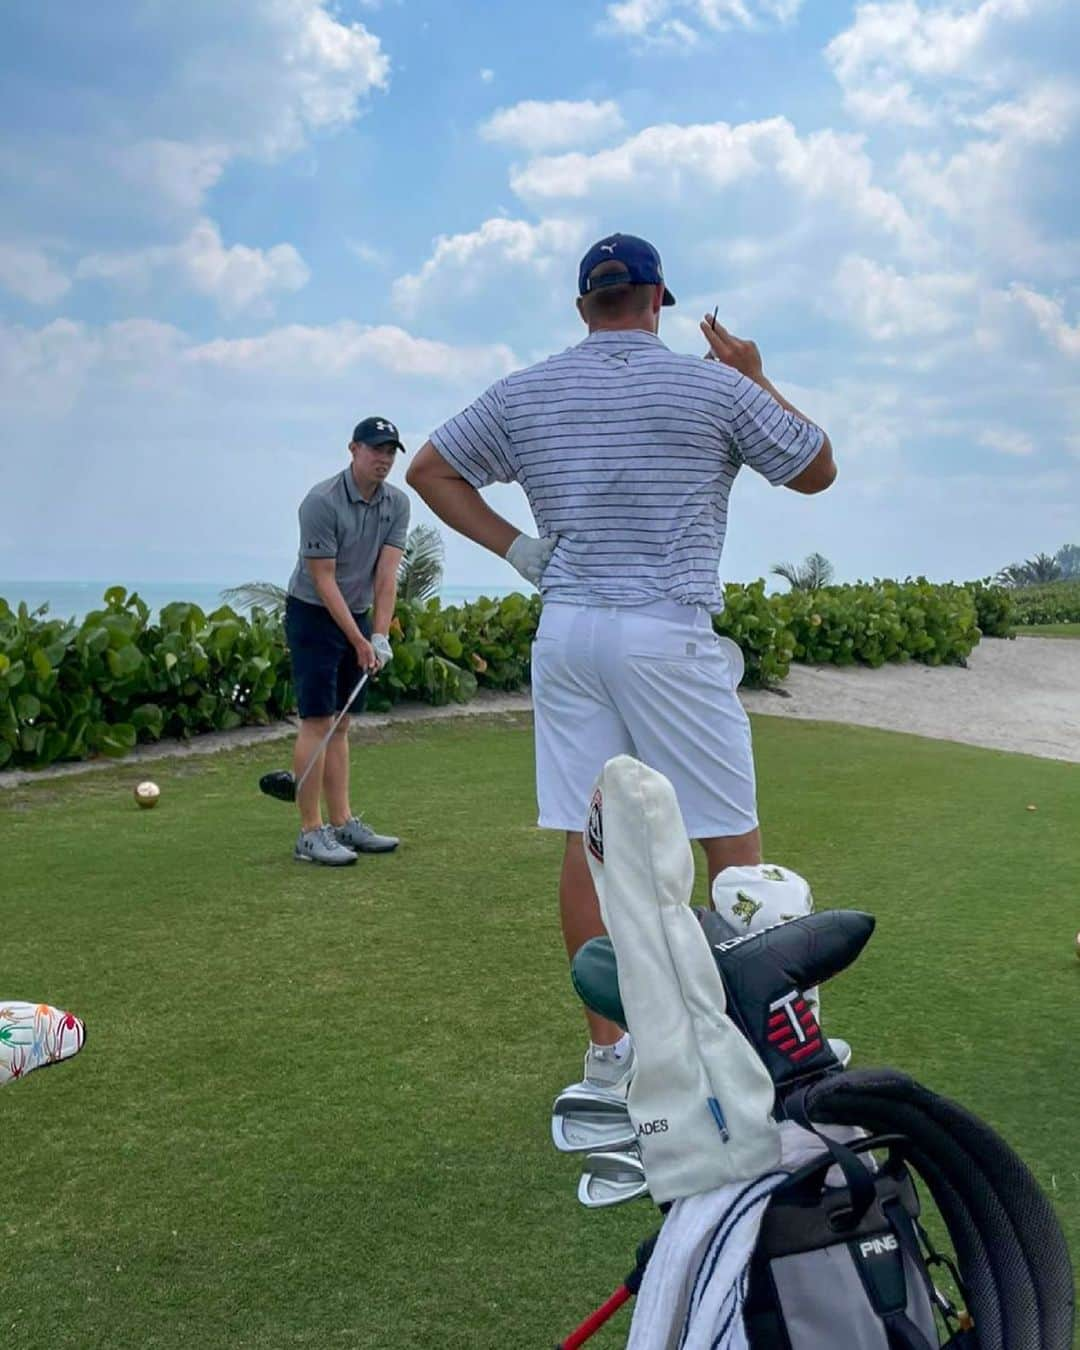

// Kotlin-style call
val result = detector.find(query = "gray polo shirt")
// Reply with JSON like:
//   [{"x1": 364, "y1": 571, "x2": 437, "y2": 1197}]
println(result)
[{"x1": 287, "y1": 470, "x2": 410, "y2": 613}]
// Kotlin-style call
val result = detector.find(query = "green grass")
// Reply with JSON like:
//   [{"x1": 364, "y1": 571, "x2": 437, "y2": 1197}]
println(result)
[
  {"x1": 1017, "y1": 621, "x2": 1080, "y2": 639},
  {"x1": 1, "y1": 713, "x2": 1078, "y2": 1348}
]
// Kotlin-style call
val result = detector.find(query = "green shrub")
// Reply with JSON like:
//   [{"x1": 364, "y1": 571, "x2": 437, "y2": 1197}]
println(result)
[
  {"x1": 1009, "y1": 579, "x2": 1080, "y2": 626},
  {"x1": 965, "y1": 580, "x2": 1015, "y2": 638},
  {"x1": 0, "y1": 576, "x2": 993, "y2": 771},
  {"x1": 714, "y1": 580, "x2": 796, "y2": 686}
]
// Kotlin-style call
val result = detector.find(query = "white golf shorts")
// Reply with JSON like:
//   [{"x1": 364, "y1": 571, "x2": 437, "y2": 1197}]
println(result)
[{"x1": 530, "y1": 600, "x2": 758, "y2": 839}]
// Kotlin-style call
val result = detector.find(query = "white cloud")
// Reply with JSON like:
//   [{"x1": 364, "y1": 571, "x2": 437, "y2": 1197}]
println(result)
[
  {"x1": 826, "y1": 0, "x2": 1040, "y2": 121},
  {"x1": 277, "y1": 1, "x2": 389, "y2": 150},
  {"x1": 510, "y1": 119, "x2": 923, "y2": 253},
  {"x1": 0, "y1": 244, "x2": 71, "y2": 306},
  {"x1": 1009, "y1": 285, "x2": 1080, "y2": 356},
  {"x1": 0, "y1": 2, "x2": 390, "y2": 228},
  {"x1": 832, "y1": 256, "x2": 977, "y2": 339},
  {"x1": 391, "y1": 217, "x2": 589, "y2": 315},
  {"x1": 114, "y1": 140, "x2": 232, "y2": 215},
  {"x1": 76, "y1": 219, "x2": 310, "y2": 315},
  {"x1": 603, "y1": 0, "x2": 804, "y2": 45},
  {"x1": 187, "y1": 322, "x2": 516, "y2": 382},
  {"x1": 480, "y1": 69, "x2": 495, "y2": 83},
  {"x1": 347, "y1": 240, "x2": 386, "y2": 266},
  {"x1": 896, "y1": 83, "x2": 1078, "y2": 267},
  {"x1": 979, "y1": 427, "x2": 1036, "y2": 455},
  {"x1": 829, "y1": 0, "x2": 1034, "y2": 82},
  {"x1": 479, "y1": 100, "x2": 625, "y2": 153}
]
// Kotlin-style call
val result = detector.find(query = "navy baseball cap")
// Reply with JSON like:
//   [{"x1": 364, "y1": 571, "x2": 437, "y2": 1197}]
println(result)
[
  {"x1": 577, "y1": 233, "x2": 675, "y2": 306},
  {"x1": 352, "y1": 416, "x2": 405, "y2": 452}
]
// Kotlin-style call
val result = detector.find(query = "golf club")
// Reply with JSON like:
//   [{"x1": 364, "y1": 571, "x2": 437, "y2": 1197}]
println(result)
[
  {"x1": 552, "y1": 1085, "x2": 637, "y2": 1154},
  {"x1": 259, "y1": 671, "x2": 370, "y2": 803},
  {"x1": 578, "y1": 1148, "x2": 649, "y2": 1208}
]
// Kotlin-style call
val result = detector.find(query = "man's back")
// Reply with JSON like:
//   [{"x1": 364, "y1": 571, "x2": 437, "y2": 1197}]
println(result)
[{"x1": 431, "y1": 329, "x2": 823, "y2": 612}]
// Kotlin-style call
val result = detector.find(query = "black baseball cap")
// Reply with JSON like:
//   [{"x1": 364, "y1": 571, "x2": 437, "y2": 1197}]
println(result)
[
  {"x1": 577, "y1": 233, "x2": 675, "y2": 306},
  {"x1": 351, "y1": 417, "x2": 406, "y2": 452}
]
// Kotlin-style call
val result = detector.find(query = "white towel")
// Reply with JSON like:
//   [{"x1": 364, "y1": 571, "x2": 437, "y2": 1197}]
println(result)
[{"x1": 627, "y1": 1172, "x2": 785, "y2": 1350}]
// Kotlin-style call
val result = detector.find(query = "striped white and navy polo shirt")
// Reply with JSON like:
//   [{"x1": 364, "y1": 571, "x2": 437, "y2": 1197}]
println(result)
[{"x1": 429, "y1": 329, "x2": 823, "y2": 613}]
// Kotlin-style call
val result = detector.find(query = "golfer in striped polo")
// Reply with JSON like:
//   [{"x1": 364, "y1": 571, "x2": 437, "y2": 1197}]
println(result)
[{"x1": 407, "y1": 233, "x2": 836, "y2": 1092}]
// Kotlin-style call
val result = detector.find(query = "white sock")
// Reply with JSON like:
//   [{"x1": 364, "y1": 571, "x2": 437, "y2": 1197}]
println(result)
[{"x1": 591, "y1": 1032, "x2": 632, "y2": 1062}]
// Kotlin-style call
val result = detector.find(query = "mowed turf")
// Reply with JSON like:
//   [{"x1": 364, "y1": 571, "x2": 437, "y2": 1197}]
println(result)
[
  {"x1": 1, "y1": 712, "x2": 1078, "y2": 1349},
  {"x1": 1018, "y1": 623, "x2": 1080, "y2": 639}
]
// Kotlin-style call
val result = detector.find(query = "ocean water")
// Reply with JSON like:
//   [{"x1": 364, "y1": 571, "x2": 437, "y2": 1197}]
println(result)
[{"x1": 0, "y1": 579, "x2": 517, "y2": 624}]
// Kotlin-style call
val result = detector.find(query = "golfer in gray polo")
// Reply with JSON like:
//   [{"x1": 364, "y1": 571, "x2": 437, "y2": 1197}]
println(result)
[{"x1": 285, "y1": 417, "x2": 410, "y2": 865}]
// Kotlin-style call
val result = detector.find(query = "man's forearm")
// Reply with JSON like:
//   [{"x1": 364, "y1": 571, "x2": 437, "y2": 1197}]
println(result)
[
  {"x1": 372, "y1": 574, "x2": 398, "y2": 637},
  {"x1": 309, "y1": 568, "x2": 366, "y2": 646},
  {"x1": 410, "y1": 474, "x2": 519, "y2": 559},
  {"x1": 755, "y1": 374, "x2": 820, "y2": 430}
]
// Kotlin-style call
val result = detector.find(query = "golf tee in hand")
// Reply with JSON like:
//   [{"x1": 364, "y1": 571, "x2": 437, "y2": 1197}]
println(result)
[
  {"x1": 700, "y1": 317, "x2": 764, "y2": 384},
  {"x1": 506, "y1": 532, "x2": 557, "y2": 587}
]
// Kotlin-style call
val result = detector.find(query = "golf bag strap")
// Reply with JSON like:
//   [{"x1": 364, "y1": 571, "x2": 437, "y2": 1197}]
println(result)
[
  {"x1": 849, "y1": 1195, "x2": 938, "y2": 1350},
  {"x1": 784, "y1": 1086, "x2": 877, "y2": 1229}
]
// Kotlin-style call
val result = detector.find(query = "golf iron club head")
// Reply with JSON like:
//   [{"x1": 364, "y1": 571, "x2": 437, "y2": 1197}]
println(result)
[
  {"x1": 551, "y1": 1085, "x2": 637, "y2": 1154},
  {"x1": 577, "y1": 1148, "x2": 650, "y2": 1209},
  {"x1": 259, "y1": 770, "x2": 298, "y2": 802}
]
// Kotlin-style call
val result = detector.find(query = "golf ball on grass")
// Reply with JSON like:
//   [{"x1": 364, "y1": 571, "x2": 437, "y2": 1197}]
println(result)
[{"x1": 134, "y1": 781, "x2": 160, "y2": 809}]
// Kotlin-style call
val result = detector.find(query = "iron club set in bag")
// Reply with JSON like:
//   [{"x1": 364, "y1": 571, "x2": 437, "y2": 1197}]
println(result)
[{"x1": 258, "y1": 672, "x2": 370, "y2": 803}]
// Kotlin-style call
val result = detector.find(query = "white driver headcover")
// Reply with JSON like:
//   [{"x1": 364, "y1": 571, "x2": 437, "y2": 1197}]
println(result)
[
  {"x1": 585, "y1": 756, "x2": 780, "y2": 1203},
  {"x1": 712, "y1": 863, "x2": 820, "y2": 1016}
]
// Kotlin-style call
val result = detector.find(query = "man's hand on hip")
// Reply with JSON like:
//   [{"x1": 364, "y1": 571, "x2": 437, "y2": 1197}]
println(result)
[
  {"x1": 506, "y1": 532, "x2": 558, "y2": 587},
  {"x1": 700, "y1": 317, "x2": 765, "y2": 384},
  {"x1": 371, "y1": 633, "x2": 393, "y2": 670}
]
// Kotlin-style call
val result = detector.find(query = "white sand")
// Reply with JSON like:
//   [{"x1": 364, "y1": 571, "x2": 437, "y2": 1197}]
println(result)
[
  {"x1": 741, "y1": 636, "x2": 1080, "y2": 764},
  {"x1": 2, "y1": 636, "x2": 1077, "y2": 789}
]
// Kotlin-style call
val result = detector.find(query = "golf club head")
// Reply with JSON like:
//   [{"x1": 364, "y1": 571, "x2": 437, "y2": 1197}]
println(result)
[
  {"x1": 551, "y1": 1085, "x2": 636, "y2": 1154},
  {"x1": 577, "y1": 1148, "x2": 650, "y2": 1208},
  {"x1": 259, "y1": 770, "x2": 297, "y2": 803}
]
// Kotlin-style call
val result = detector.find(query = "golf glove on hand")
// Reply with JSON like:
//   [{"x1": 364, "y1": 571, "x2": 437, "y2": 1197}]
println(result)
[
  {"x1": 371, "y1": 633, "x2": 393, "y2": 669},
  {"x1": 505, "y1": 533, "x2": 557, "y2": 587}
]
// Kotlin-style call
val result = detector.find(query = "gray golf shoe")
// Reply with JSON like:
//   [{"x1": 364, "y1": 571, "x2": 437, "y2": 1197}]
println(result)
[
  {"x1": 294, "y1": 824, "x2": 358, "y2": 866},
  {"x1": 583, "y1": 1041, "x2": 636, "y2": 1095},
  {"x1": 333, "y1": 816, "x2": 399, "y2": 854}
]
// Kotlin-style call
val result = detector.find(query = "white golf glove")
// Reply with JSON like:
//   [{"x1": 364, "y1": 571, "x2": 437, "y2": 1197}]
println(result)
[
  {"x1": 371, "y1": 633, "x2": 393, "y2": 669},
  {"x1": 505, "y1": 532, "x2": 557, "y2": 587}
]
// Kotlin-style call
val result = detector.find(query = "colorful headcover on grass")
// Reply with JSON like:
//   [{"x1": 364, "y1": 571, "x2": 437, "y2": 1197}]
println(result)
[{"x1": 0, "y1": 1002, "x2": 86, "y2": 1085}]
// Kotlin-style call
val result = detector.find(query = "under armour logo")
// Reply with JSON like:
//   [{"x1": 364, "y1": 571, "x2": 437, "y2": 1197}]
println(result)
[
  {"x1": 375, "y1": 420, "x2": 392, "y2": 431},
  {"x1": 599, "y1": 243, "x2": 617, "y2": 254}
]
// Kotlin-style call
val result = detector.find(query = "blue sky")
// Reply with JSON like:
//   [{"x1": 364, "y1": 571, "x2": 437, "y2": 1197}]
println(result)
[{"x1": 2, "y1": 0, "x2": 1078, "y2": 593}]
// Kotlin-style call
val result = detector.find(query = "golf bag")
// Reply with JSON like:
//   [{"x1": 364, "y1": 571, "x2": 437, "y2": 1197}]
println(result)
[
  {"x1": 569, "y1": 912, "x2": 1075, "y2": 1348},
  {"x1": 745, "y1": 1128, "x2": 943, "y2": 1348}
]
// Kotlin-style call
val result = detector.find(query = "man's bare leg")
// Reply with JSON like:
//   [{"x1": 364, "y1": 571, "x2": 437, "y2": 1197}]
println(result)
[
  {"x1": 699, "y1": 827, "x2": 762, "y2": 892},
  {"x1": 560, "y1": 831, "x2": 625, "y2": 1046},
  {"x1": 322, "y1": 716, "x2": 352, "y2": 826},
  {"x1": 293, "y1": 716, "x2": 333, "y2": 832}
]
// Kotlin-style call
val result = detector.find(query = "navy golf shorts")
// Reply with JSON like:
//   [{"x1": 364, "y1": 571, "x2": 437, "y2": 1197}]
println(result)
[{"x1": 284, "y1": 596, "x2": 372, "y2": 720}]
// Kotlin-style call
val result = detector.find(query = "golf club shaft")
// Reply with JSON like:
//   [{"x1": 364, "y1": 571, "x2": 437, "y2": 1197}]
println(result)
[
  {"x1": 294, "y1": 670, "x2": 370, "y2": 794},
  {"x1": 556, "y1": 1285, "x2": 632, "y2": 1348}
]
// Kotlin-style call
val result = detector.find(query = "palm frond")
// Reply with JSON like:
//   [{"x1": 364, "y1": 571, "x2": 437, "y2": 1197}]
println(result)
[
  {"x1": 397, "y1": 524, "x2": 445, "y2": 604},
  {"x1": 220, "y1": 582, "x2": 288, "y2": 616},
  {"x1": 771, "y1": 561, "x2": 802, "y2": 588},
  {"x1": 1024, "y1": 552, "x2": 1063, "y2": 584},
  {"x1": 771, "y1": 553, "x2": 835, "y2": 592}
]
